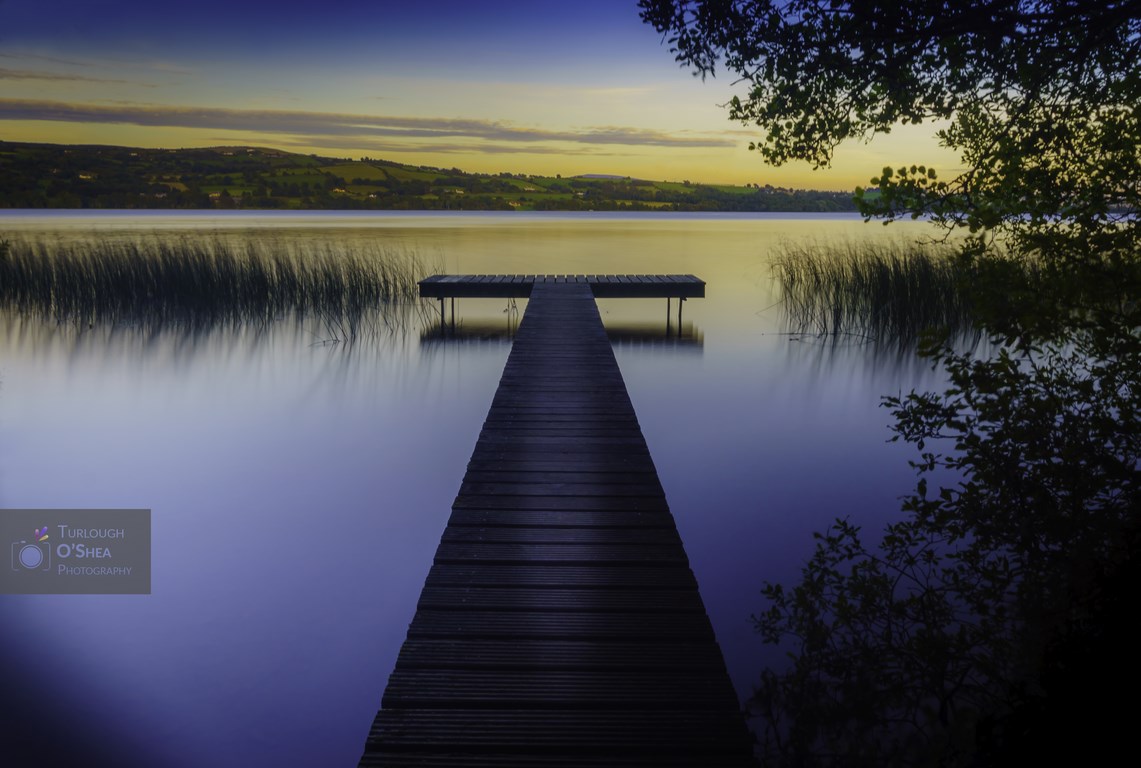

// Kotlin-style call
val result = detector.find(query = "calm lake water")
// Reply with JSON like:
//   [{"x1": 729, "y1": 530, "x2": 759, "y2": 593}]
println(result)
[{"x1": 0, "y1": 211, "x2": 946, "y2": 766}]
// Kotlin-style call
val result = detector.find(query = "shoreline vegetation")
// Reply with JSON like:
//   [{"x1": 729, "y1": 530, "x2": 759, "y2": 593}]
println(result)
[
  {"x1": 771, "y1": 239, "x2": 982, "y2": 347},
  {"x1": 0, "y1": 141, "x2": 862, "y2": 213},
  {"x1": 2, "y1": 227, "x2": 995, "y2": 350},
  {"x1": 0, "y1": 236, "x2": 430, "y2": 336}
]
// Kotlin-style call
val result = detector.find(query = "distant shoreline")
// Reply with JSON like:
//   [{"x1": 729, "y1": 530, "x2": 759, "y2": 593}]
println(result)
[{"x1": 0, "y1": 141, "x2": 867, "y2": 213}]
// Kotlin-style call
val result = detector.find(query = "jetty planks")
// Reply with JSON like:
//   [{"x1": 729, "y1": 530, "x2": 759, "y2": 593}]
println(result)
[
  {"x1": 418, "y1": 273, "x2": 705, "y2": 299},
  {"x1": 359, "y1": 281, "x2": 754, "y2": 767}
]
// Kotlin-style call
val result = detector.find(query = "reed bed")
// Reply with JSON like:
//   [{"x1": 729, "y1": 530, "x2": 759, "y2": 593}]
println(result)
[
  {"x1": 0, "y1": 235, "x2": 431, "y2": 336},
  {"x1": 771, "y1": 239, "x2": 978, "y2": 346}
]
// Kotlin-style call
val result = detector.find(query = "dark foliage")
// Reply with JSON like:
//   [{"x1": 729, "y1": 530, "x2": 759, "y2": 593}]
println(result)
[{"x1": 642, "y1": 1, "x2": 1141, "y2": 763}]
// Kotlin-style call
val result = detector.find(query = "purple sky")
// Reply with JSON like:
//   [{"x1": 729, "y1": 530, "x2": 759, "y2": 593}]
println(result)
[{"x1": 0, "y1": 1, "x2": 954, "y2": 186}]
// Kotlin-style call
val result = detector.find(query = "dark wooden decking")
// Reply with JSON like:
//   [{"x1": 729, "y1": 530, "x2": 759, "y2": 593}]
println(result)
[
  {"x1": 360, "y1": 281, "x2": 754, "y2": 767},
  {"x1": 418, "y1": 273, "x2": 706, "y2": 299}
]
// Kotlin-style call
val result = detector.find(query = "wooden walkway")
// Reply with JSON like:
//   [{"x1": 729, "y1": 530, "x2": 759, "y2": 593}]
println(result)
[
  {"x1": 359, "y1": 282, "x2": 754, "y2": 767},
  {"x1": 418, "y1": 273, "x2": 706, "y2": 299}
]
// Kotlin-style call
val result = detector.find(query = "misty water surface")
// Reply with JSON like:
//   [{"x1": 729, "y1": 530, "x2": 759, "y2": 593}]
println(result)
[{"x1": 0, "y1": 211, "x2": 948, "y2": 767}]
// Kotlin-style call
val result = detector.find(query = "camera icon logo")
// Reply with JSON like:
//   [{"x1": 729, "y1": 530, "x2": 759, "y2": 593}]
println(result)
[{"x1": 11, "y1": 527, "x2": 51, "y2": 572}]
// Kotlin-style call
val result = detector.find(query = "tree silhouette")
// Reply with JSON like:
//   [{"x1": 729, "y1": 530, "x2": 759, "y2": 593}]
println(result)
[{"x1": 642, "y1": 2, "x2": 1141, "y2": 763}]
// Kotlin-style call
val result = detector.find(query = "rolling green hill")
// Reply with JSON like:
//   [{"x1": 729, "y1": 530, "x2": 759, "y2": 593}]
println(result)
[{"x1": 0, "y1": 141, "x2": 862, "y2": 212}]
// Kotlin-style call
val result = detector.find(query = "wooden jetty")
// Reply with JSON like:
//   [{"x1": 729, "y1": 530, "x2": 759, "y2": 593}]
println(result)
[
  {"x1": 417, "y1": 273, "x2": 706, "y2": 300},
  {"x1": 419, "y1": 273, "x2": 704, "y2": 329},
  {"x1": 359, "y1": 277, "x2": 754, "y2": 767}
]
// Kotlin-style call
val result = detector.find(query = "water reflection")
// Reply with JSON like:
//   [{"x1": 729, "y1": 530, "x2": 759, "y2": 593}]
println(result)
[
  {"x1": 0, "y1": 303, "x2": 510, "y2": 767},
  {"x1": 0, "y1": 212, "x2": 953, "y2": 767},
  {"x1": 420, "y1": 317, "x2": 704, "y2": 350}
]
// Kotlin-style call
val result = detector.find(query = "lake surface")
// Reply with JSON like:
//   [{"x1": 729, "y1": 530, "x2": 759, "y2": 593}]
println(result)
[{"x1": 0, "y1": 211, "x2": 947, "y2": 766}]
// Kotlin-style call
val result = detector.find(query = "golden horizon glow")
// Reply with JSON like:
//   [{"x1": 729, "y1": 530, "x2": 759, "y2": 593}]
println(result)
[{"x1": 0, "y1": 3, "x2": 961, "y2": 191}]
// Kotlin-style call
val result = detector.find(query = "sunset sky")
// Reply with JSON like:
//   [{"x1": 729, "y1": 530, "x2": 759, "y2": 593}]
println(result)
[{"x1": 0, "y1": 1, "x2": 958, "y2": 189}]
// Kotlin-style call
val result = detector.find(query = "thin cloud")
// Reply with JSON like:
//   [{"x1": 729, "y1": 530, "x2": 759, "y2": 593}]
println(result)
[
  {"x1": 0, "y1": 68, "x2": 151, "y2": 86},
  {"x1": 577, "y1": 86, "x2": 660, "y2": 98},
  {"x1": 0, "y1": 50, "x2": 191, "y2": 77},
  {"x1": 0, "y1": 99, "x2": 736, "y2": 150},
  {"x1": 271, "y1": 135, "x2": 623, "y2": 156},
  {"x1": 0, "y1": 52, "x2": 90, "y2": 68}
]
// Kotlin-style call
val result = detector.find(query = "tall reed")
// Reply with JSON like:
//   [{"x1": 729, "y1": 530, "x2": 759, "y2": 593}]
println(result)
[
  {"x1": 771, "y1": 239, "x2": 978, "y2": 346},
  {"x1": 0, "y1": 235, "x2": 431, "y2": 336}
]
